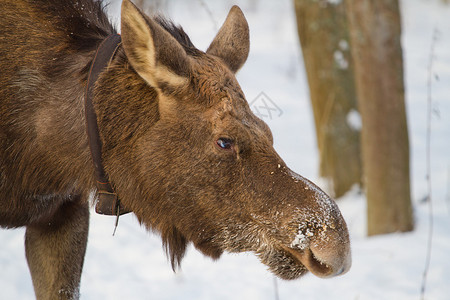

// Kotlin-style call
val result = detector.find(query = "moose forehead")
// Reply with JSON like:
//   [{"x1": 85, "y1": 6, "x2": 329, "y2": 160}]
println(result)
[
  {"x1": 188, "y1": 57, "x2": 273, "y2": 144},
  {"x1": 188, "y1": 54, "x2": 246, "y2": 107}
]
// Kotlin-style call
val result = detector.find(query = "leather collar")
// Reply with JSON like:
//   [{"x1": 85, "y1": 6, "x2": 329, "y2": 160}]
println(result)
[{"x1": 84, "y1": 34, "x2": 130, "y2": 216}]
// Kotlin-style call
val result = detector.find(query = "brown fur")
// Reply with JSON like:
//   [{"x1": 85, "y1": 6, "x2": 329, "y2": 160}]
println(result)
[{"x1": 0, "y1": 0, "x2": 351, "y2": 299}]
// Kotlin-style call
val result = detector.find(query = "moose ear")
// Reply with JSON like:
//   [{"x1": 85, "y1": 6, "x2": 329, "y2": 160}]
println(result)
[
  {"x1": 121, "y1": 0, "x2": 190, "y2": 90},
  {"x1": 206, "y1": 6, "x2": 250, "y2": 73}
]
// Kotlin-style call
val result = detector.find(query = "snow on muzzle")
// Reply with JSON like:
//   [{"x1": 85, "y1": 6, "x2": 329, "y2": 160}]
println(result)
[{"x1": 283, "y1": 170, "x2": 352, "y2": 278}]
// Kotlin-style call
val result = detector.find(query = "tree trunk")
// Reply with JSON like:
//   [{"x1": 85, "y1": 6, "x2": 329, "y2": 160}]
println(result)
[
  {"x1": 134, "y1": 0, "x2": 168, "y2": 14},
  {"x1": 345, "y1": 0, "x2": 414, "y2": 235},
  {"x1": 294, "y1": 0, "x2": 362, "y2": 198}
]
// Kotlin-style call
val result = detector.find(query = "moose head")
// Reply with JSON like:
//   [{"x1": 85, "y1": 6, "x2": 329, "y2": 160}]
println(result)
[{"x1": 92, "y1": 0, "x2": 351, "y2": 279}]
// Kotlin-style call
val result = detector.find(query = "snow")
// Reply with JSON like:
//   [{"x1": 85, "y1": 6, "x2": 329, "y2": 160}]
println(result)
[
  {"x1": 333, "y1": 50, "x2": 349, "y2": 69},
  {"x1": 338, "y1": 39, "x2": 349, "y2": 51},
  {"x1": 1, "y1": 0, "x2": 450, "y2": 299},
  {"x1": 347, "y1": 109, "x2": 362, "y2": 131},
  {"x1": 326, "y1": 0, "x2": 343, "y2": 5},
  {"x1": 291, "y1": 225, "x2": 309, "y2": 250}
]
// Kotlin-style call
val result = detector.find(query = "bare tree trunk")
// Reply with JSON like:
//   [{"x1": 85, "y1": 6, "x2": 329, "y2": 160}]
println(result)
[
  {"x1": 345, "y1": 0, "x2": 414, "y2": 235},
  {"x1": 134, "y1": 0, "x2": 169, "y2": 14},
  {"x1": 293, "y1": 0, "x2": 362, "y2": 198}
]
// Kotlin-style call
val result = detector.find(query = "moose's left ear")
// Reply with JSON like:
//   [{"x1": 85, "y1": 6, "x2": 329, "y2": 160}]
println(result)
[{"x1": 206, "y1": 6, "x2": 250, "y2": 73}]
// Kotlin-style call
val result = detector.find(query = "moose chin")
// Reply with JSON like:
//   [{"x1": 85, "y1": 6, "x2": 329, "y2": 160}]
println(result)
[{"x1": 0, "y1": 0, "x2": 351, "y2": 298}]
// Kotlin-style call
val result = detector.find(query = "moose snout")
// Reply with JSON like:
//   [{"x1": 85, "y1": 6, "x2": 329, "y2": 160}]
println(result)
[
  {"x1": 282, "y1": 170, "x2": 352, "y2": 278},
  {"x1": 284, "y1": 215, "x2": 351, "y2": 278},
  {"x1": 282, "y1": 244, "x2": 351, "y2": 278},
  {"x1": 309, "y1": 227, "x2": 352, "y2": 277}
]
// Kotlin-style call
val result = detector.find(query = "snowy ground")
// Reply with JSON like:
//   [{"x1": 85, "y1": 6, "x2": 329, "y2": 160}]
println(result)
[{"x1": 1, "y1": 0, "x2": 449, "y2": 299}]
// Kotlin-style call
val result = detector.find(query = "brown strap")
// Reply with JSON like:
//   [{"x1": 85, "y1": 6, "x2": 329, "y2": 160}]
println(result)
[{"x1": 85, "y1": 34, "x2": 130, "y2": 216}]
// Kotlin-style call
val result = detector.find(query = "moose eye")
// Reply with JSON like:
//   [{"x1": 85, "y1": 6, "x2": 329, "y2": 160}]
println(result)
[{"x1": 216, "y1": 138, "x2": 234, "y2": 150}]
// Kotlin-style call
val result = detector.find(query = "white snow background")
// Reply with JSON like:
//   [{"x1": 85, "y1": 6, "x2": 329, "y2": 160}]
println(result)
[{"x1": 1, "y1": 0, "x2": 449, "y2": 299}]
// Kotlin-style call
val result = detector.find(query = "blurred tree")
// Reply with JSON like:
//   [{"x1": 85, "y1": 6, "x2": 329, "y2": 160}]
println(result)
[
  {"x1": 134, "y1": 0, "x2": 169, "y2": 14},
  {"x1": 345, "y1": 0, "x2": 413, "y2": 235},
  {"x1": 293, "y1": 0, "x2": 362, "y2": 198}
]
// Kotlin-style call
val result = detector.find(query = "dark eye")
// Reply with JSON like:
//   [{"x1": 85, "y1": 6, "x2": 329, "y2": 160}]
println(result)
[{"x1": 216, "y1": 138, "x2": 234, "y2": 150}]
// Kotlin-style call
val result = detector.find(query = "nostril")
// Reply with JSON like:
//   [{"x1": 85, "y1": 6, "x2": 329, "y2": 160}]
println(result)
[{"x1": 335, "y1": 265, "x2": 346, "y2": 276}]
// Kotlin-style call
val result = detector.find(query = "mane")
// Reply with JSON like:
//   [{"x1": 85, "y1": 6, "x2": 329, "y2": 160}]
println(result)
[
  {"x1": 28, "y1": 0, "x2": 201, "y2": 81},
  {"x1": 26, "y1": 0, "x2": 115, "y2": 81},
  {"x1": 154, "y1": 16, "x2": 202, "y2": 56},
  {"x1": 29, "y1": 0, "x2": 203, "y2": 56},
  {"x1": 30, "y1": 0, "x2": 116, "y2": 53}
]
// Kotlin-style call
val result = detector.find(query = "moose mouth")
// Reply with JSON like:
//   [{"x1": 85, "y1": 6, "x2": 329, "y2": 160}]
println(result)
[
  {"x1": 255, "y1": 244, "x2": 348, "y2": 280},
  {"x1": 279, "y1": 246, "x2": 334, "y2": 278}
]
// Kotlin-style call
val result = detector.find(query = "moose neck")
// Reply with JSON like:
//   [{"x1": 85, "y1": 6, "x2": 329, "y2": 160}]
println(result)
[{"x1": 88, "y1": 44, "x2": 161, "y2": 211}]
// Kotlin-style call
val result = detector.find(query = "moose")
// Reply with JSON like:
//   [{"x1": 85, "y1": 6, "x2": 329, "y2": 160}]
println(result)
[{"x1": 0, "y1": 0, "x2": 351, "y2": 299}]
